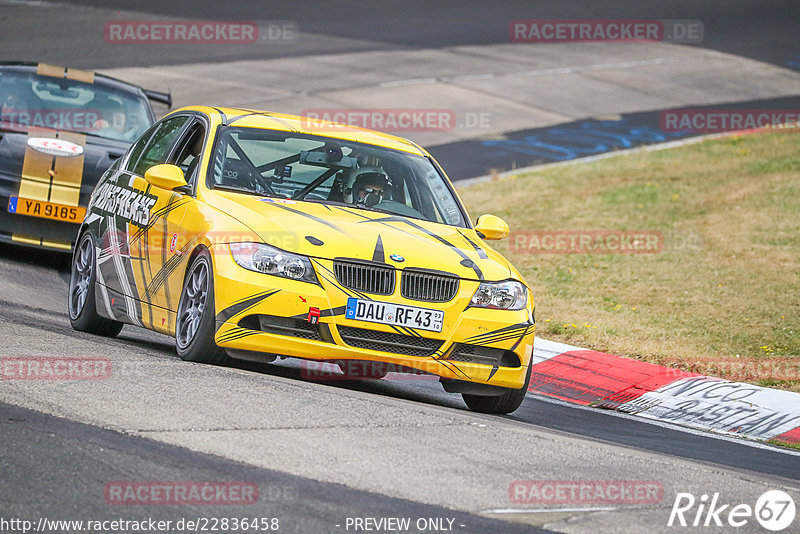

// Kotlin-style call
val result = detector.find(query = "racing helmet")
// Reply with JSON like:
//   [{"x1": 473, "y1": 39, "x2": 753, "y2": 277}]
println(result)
[{"x1": 346, "y1": 166, "x2": 391, "y2": 207}]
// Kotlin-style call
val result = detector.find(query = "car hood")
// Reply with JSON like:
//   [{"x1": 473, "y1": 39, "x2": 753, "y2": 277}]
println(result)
[
  {"x1": 0, "y1": 128, "x2": 129, "y2": 200},
  {"x1": 204, "y1": 190, "x2": 513, "y2": 282}
]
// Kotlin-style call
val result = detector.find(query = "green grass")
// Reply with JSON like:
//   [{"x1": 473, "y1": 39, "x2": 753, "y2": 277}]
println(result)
[
  {"x1": 458, "y1": 132, "x2": 800, "y2": 391},
  {"x1": 767, "y1": 439, "x2": 800, "y2": 452}
]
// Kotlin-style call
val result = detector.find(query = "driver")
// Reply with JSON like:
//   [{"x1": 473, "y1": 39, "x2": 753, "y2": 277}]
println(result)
[
  {"x1": 89, "y1": 97, "x2": 135, "y2": 140},
  {"x1": 347, "y1": 167, "x2": 391, "y2": 207}
]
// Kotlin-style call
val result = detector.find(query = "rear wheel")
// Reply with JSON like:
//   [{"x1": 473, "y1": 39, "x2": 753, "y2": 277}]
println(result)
[
  {"x1": 68, "y1": 232, "x2": 124, "y2": 337},
  {"x1": 461, "y1": 363, "x2": 532, "y2": 414},
  {"x1": 176, "y1": 250, "x2": 228, "y2": 364}
]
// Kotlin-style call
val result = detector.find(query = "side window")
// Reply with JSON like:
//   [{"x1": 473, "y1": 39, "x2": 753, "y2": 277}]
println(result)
[
  {"x1": 123, "y1": 122, "x2": 159, "y2": 174},
  {"x1": 131, "y1": 115, "x2": 190, "y2": 176},
  {"x1": 170, "y1": 122, "x2": 206, "y2": 183}
]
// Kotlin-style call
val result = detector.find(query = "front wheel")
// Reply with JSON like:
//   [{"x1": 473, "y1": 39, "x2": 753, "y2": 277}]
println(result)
[
  {"x1": 68, "y1": 232, "x2": 123, "y2": 337},
  {"x1": 461, "y1": 363, "x2": 532, "y2": 414},
  {"x1": 175, "y1": 250, "x2": 228, "y2": 364}
]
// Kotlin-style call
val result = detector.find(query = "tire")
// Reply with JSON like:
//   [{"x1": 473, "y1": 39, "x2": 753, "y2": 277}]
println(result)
[
  {"x1": 68, "y1": 232, "x2": 124, "y2": 337},
  {"x1": 462, "y1": 363, "x2": 532, "y2": 415},
  {"x1": 175, "y1": 250, "x2": 228, "y2": 364}
]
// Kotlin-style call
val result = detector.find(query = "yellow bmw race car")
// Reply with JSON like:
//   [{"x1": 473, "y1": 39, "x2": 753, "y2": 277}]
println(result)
[{"x1": 68, "y1": 106, "x2": 536, "y2": 414}]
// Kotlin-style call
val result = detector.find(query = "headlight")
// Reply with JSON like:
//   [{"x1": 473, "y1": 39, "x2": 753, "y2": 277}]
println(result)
[
  {"x1": 229, "y1": 242, "x2": 318, "y2": 284},
  {"x1": 470, "y1": 280, "x2": 527, "y2": 310}
]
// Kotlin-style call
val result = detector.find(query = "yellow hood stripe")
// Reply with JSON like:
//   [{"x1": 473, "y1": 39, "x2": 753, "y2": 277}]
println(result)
[
  {"x1": 19, "y1": 128, "x2": 85, "y2": 206},
  {"x1": 19, "y1": 128, "x2": 56, "y2": 202},
  {"x1": 21, "y1": 64, "x2": 92, "y2": 205},
  {"x1": 50, "y1": 131, "x2": 86, "y2": 206}
]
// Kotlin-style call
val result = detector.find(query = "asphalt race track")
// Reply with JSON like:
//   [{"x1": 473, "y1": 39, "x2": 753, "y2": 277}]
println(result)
[
  {"x1": 5, "y1": 0, "x2": 798, "y2": 68},
  {"x1": 1, "y1": 1, "x2": 800, "y2": 533},
  {"x1": 6, "y1": 1, "x2": 800, "y2": 179},
  {"x1": 0, "y1": 401, "x2": 545, "y2": 534},
  {"x1": 0, "y1": 243, "x2": 798, "y2": 531}
]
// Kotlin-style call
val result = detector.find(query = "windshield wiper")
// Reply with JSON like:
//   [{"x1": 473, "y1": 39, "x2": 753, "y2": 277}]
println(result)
[
  {"x1": 354, "y1": 204, "x2": 389, "y2": 213},
  {"x1": 300, "y1": 197, "x2": 393, "y2": 215},
  {"x1": 343, "y1": 202, "x2": 395, "y2": 215}
]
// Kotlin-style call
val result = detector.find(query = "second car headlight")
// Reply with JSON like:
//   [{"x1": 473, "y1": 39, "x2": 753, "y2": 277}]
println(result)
[
  {"x1": 230, "y1": 242, "x2": 318, "y2": 284},
  {"x1": 470, "y1": 280, "x2": 527, "y2": 310}
]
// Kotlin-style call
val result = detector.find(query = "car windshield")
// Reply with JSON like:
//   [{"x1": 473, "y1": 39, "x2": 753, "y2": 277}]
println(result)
[
  {"x1": 0, "y1": 70, "x2": 152, "y2": 142},
  {"x1": 209, "y1": 127, "x2": 467, "y2": 227}
]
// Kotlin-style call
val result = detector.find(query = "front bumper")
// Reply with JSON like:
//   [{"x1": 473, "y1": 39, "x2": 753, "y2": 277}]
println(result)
[{"x1": 210, "y1": 245, "x2": 535, "y2": 389}]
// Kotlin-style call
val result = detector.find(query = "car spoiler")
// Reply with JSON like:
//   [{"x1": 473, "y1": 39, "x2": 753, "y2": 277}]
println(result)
[{"x1": 144, "y1": 89, "x2": 172, "y2": 108}]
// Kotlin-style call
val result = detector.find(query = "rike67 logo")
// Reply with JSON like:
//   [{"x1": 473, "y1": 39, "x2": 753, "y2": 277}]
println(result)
[{"x1": 668, "y1": 490, "x2": 796, "y2": 531}]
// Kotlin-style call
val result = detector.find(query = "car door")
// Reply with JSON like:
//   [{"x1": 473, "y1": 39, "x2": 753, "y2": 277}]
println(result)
[
  {"x1": 134, "y1": 118, "x2": 209, "y2": 335},
  {"x1": 94, "y1": 114, "x2": 191, "y2": 329}
]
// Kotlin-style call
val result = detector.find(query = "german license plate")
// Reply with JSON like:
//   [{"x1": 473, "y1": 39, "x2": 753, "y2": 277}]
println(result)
[
  {"x1": 8, "y1": 196, "x2": 85, "y2": 223},
  {"x1": 345, "y1": 298, "x2": 444, "y2": 333}
]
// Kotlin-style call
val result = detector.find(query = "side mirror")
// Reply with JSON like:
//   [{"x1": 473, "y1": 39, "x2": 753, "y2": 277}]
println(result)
[
  {"x1": 474, "y1": 214, "x2": 510, "y2": 240},
  {"x1": 144, "y1": 164, "x2": 189, "y2": 192}
]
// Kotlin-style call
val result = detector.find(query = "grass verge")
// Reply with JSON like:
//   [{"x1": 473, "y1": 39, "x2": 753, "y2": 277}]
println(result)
[
  {"x1": 767, "y1": 439, "x2": 800, "y2": 452},
  {"x1": 457, "y1": 132, "x2": 800, "y2": 392}
]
